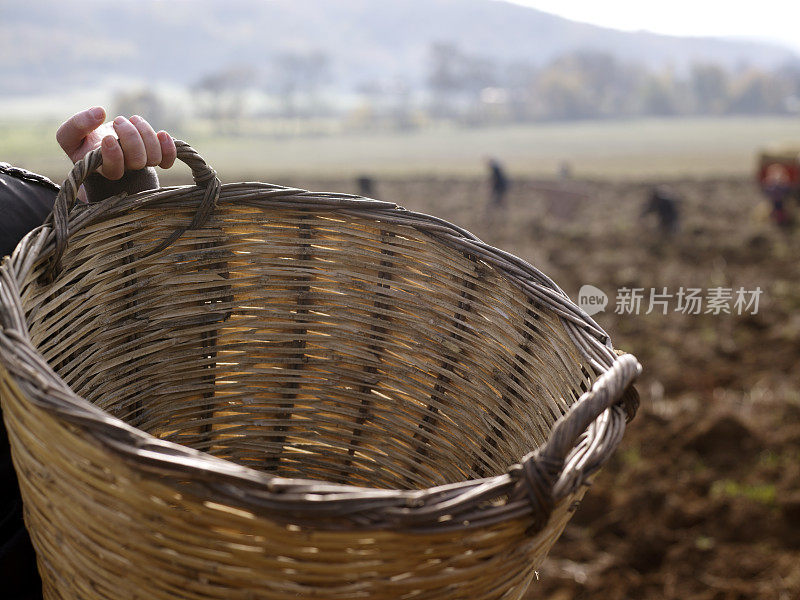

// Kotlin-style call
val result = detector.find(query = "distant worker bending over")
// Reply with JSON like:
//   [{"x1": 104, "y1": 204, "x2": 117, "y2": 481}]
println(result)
[{"x1": 641, "y1": 185, "x2": 680, "y2": 235}]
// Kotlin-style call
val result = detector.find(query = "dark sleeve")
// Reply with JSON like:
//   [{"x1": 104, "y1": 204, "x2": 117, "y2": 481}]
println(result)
[
  {"x1": 0, "y1": 165, "x2": 160, "y2": 258},
  {"x1": 83, "y1": 168, "x2": 159, "y2": 203},
  {"x1": 0, "y1": 166, "x2": 53, "y2": 594},
  {"x1": 0, "y1": 164, "x2": 58, "y2": 257}
]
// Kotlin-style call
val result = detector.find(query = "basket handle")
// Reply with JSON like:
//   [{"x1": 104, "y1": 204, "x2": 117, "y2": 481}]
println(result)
[
  {"x1": 510, "y1": 353, "x2": 641, "y2": 530},
  {"x1": 47, "y1": 139, "x2": 221, "y2": 279}
]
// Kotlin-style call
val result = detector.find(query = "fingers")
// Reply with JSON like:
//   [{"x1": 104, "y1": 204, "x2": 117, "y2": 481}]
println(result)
[
  {"x1": 112, "y1": 115, "x2": 176, "y2": 171},
  {"x1": 112, "y1": 116, "x2": 147, "y2": 170},
  {"x1": 99, "y1": 135, "x2": 125, "y2": 180},
  {"x1": 157, "y1": 131, "x2": 177, "y2": 169},
  {"x1": 130, "y1": 115, "x2": 162, "y2": 167},
  {"x1": 56, "y1": 107, "x2": 106, "y2": 160},
  {"x1": 59, "y1": 110, "x2": 176, "y2": 179}
]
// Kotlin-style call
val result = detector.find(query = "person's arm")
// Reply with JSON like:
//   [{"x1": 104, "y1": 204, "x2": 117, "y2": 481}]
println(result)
[{"x1": 56, "y1": 107, "x2": 176, "y2": 202}]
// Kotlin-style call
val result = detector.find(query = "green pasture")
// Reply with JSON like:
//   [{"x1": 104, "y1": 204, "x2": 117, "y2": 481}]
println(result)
[{"x1": 2, "y1": 116, "x2": 800, "y2": 183}]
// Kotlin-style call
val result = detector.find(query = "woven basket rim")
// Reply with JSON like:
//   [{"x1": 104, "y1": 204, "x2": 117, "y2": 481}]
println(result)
[{"x1": 0, "y1": 144, "x2": 640, "y2": 534}]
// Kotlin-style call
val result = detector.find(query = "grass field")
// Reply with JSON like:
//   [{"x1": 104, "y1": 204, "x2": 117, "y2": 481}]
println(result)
[{"x1": 3, "y1": 115, "x2": 800, "y2": 184}]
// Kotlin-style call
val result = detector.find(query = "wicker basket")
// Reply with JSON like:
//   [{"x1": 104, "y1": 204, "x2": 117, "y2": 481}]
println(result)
[{"x1": 0, "y1": 143, "x2": 640, "y2": 600}]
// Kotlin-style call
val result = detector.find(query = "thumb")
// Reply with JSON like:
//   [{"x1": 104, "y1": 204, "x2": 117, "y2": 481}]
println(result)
[{"x1": 55, "y1": 106, "x2": 107, "y2": 159}]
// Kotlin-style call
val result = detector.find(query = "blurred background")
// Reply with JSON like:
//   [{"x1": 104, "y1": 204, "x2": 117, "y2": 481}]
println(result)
[
  {"x1": 4, "y1": 0, "x2": 800, "y2": 180},
  {"x1": 2, "y1": 0, "x2": 799, "y2": 598}
]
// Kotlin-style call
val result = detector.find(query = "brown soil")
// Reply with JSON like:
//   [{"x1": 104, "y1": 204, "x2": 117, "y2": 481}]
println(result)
[
  {"x1": 207, "y1": 171, "x2": 800, "y2": 599},
  {"x1": 275, "y1": 173, "x2": 800, "y2": 600}
]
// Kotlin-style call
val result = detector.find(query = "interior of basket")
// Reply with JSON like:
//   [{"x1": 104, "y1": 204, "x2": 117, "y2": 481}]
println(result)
[{"x1": 22, "y1": 204, "x2": 593, "y2": 490}]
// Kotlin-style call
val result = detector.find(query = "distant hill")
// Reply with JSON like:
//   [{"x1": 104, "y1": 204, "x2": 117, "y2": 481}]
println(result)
[{"x1": 1, "y1": 0, "x2": 797, "y2": 95}]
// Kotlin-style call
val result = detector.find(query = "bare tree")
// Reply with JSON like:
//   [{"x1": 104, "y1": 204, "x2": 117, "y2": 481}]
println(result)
[
  {"x1": 113, "y1": 88, "x2": 181, "y2": 132},
  {"x1": 426, "y1": 42, "x2": 463, "y2": 118},
  {"x1": 269, "y1": 51, "x2": 331, "y2": 118},
  {"x1": 728, "y1": 70, "x2": 786, "y2": 114},
  {"x1": 638, "y1": 72, "x2": 681, "y2": 116},
  {"x1": 690, "y1": 63, "x2": 729, "y2": 114},
  {"x1": 426, "y1": 42, "x2": 497, "y2": 121},
  {"x1": 192, "y1": 65, "x2": 256, "y2": 131}
]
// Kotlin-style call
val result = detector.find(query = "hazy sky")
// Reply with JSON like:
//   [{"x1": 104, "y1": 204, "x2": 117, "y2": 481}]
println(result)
[{"x1": 503, "y1": 0, "x2": 800, "y2": 53}]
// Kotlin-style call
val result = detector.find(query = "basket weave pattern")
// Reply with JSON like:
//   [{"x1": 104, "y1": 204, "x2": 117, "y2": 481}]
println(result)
[{"x1": 0, "y1": 143, "x2": 640, "y2": 599}]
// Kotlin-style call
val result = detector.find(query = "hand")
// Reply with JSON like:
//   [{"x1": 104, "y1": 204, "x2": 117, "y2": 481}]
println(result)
[{"x1": 56, "y1": 107, "x2": 177, "y2": 181}]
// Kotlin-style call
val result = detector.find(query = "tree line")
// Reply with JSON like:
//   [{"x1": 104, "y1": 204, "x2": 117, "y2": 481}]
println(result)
[
  {"x1": 115, "y1": 42, "x2": 800, "y2": 134},
  {"x1": 426, "y1": 42, "x2": 800, "y2": 123}
]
